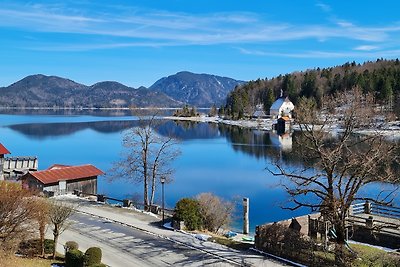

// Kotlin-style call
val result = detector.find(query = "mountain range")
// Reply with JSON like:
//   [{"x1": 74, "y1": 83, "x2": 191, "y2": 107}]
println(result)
[{"x1": 0, "y1": 72, "x2": 244, "y2": 108}]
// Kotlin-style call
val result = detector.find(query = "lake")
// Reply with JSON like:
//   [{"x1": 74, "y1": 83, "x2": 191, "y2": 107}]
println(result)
[{"x1": 0, "y1": 110, "x2": 397, "y2": 232}]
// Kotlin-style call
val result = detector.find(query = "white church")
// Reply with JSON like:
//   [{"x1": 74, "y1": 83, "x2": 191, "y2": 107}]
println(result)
[{"x1": 269, "y1": 96, "x2": 295, "y2": 119}]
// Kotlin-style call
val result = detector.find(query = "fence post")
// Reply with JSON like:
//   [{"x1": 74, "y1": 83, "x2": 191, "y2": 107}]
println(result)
[
  {"x1": 364, "y1": 200, "x2": 371, "y2": 214},
  {"x1": 348, "y1": 205, "x2": 353, "y2": 216},
  {"x1": 243, "y1": 198, "x2": 249, "y2": 235},
  {"x1": 366, "y1": 216, "x2": 374, "y2": 228}
]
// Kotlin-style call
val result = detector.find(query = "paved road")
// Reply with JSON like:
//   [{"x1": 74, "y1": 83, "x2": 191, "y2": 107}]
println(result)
[
  {"x1": 54, "y1": 197, "x2": 287, "y2": 267},
  {"x1": 63, "y1": 213, "x2": 240, "y2": 266}
]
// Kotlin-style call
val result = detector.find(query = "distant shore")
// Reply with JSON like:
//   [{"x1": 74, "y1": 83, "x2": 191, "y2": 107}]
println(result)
[
  {"x1": 167, "y1": 115, "x2": 400, "y2": 139},
  {"x1": 163, "y1": 115, "x2": 276, "y2": 131}
]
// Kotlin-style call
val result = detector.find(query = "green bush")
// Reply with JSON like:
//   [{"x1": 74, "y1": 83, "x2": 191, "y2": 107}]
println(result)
[
  {"x1": 88, "y1": 264, "x2": 107, "y2": 267},
  {"x1": 65, "y1": 249, "x2": 83, "y2": 267},
  {"x1": 65, "y1": 241, "x2": 79, "y2": 252},
  {"x1": 44, "y1": 239, "x2": 55, "y2": 254},
  {"x1": 84, "y1": 247, "x2": 102, "y2": 266},
  {"x1": 173, "y1": 198, "x2": 203, "y2": 231}
]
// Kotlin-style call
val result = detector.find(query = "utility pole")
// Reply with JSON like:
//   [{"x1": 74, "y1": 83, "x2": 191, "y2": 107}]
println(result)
[{"x1": 161, "y1": 176, "x2": 166, "y2": 226}]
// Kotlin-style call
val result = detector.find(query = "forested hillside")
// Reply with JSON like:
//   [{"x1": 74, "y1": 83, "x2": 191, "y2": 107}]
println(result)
[{"x1": 222, "y1": 59, "x2": 400, "y2": 119}]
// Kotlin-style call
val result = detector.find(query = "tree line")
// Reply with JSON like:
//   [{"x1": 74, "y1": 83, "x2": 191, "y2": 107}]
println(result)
[{"x1": 221, "y1": 58, "x2": 400, "y2": 119}]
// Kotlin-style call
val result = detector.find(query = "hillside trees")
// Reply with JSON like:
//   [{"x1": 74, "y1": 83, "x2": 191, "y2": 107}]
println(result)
[
  {"x1": 222, "y1": 59, "x2": 400, "y2": 119},
  {"x1": 268, "y1": 88, "x2": 400, "y2": 266}
]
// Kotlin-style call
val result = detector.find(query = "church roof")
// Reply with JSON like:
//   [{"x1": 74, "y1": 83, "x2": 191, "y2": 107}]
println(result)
[{"x1": 270, "y1": 97, "x2": 292, "y2": 111}]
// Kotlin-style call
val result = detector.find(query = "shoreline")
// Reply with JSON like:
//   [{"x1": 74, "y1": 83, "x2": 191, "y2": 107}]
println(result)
[
  {"x1": 1, "y1": 107, "x2": 399, "y2": 137},
  {"x1": 163, "y1": 115, "x2": 276, "y2": 131},
  {"x1": 166, "y1": 115, "x2": 400, "y2": 139}
]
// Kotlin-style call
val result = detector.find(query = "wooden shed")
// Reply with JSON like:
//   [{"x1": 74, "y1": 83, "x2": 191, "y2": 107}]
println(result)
[
  {"x1": 276, "y1": 116, "x2": 292, "y2": 134},
  {"x1": 21, "y1": 164, "x2": 103, "y2": 195}
]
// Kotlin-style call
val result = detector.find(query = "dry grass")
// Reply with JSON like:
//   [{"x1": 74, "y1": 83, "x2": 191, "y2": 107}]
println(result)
[
  {"x1": 209, "y1": 236, "x2": 253, "y2": 251},
  {"x1": 0, "y1": 254, "x2": 64, "y2": 267},
  {"x1": 351, "y1": 244, "x2": 400, "y2": 267}
]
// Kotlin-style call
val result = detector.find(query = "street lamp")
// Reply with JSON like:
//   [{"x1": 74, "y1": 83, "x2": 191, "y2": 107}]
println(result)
[{"x1": 160, "y1": 176, "x2": 166, "y2": 226}]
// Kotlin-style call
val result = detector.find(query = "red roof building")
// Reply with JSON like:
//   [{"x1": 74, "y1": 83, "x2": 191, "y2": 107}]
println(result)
[
  {"x1": 0, "y1": 143, "x2": 10, "y2": 156},
  {"x1": 21, "y1": 164, "x2": 103, "y2": 195}
]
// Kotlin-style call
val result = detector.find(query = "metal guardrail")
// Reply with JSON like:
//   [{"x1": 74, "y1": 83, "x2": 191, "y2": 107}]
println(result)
[
  {"x1": 371, "y1": 204, "x2": 400, "y2": 219},
  {"x1": 347, "y1": 214, "x2": 400, "y2": 238},
  {"x1": 350, "y1": 201, "x2": 400, "y2": 220},
  {"x1": 74, "y1": 190, "x2": 174, "y2": 216}
]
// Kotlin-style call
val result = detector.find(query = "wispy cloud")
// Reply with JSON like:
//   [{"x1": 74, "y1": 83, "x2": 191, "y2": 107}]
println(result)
[
  {"x1": 354, "y1": 45, "x2": 379, "y2": 51},
  {"x1": 1, "y1": 2, "x2": 400, "y2": 53},
  {"x1": 316, "y1": 2, "x2": 331, "y2": 12},
  {"x1": 237, "y1": 47, "x2": 400, "y2": 59}
]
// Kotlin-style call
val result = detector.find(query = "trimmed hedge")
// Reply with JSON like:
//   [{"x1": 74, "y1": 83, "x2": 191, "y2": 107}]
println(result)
[
  {"x1": 173, "y1": 198, "x2": 203, "y2": 231},
  {"x1": 65, "y1": 241, "x2": 79, "y2": 252},
  {"x1": 65, "y1": 249, "x2": 83, "y2": 267},
  {"x1": 84, "y1": 247, "x2": 102, "y2": 266}
]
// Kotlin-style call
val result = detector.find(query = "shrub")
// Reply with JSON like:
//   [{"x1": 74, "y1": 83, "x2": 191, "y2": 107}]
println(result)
[
  {"x1": 44, "y1": 239, "x2": 55, "y2": 254},
  {"x1": 65, "y1": 241, "x2": 79, "y2": 252},
  {"x1": 17, "y1": 238, "x2": 54, "y2": 257},
  {"x1": 196, "y1": 193, "x2": 234, "y2": 233},
  {"x1": 89, "y1": 264, "x2": 107, "y2": 267},
  {"x1": 173, "y1": 198, "x2": 203, "y2": 231},
  {"x1": 84, "y1": 247, "x2": 102, "y2": 266},
  {"x1": 65, "y1": 249, "x2": 83, "y2": 267},
  {"x1": 18, "y1": 239, "x2": 40, "y2": 257}
]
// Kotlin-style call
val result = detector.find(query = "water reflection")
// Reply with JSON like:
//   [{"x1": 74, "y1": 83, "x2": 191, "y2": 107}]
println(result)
[
  {"x1": 7, "y1": 119, "x2": 294, "y2": 160},
  {"x1": 0, "y1": 108, "x2": 174, "y2": 117},
  {"x1": 8, "y1": 120, "x2": 141, "y2": 139}
]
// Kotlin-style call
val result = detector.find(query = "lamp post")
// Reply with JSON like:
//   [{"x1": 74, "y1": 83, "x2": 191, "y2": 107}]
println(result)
[{"x1": 161, "y1": 176, "x2": 166, "y2": 226}]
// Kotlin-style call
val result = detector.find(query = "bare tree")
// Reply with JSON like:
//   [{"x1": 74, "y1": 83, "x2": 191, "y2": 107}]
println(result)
[
  {"x1": 32, "y1": 197, "x2": 50, "y2": 257},
  {"x1": 112, "y1": 113, "x2": 180, "y2": 210},
  {"x1": 269, "y1": 88, "x2": 400, "y2": 266},
  {"x1": 0, "y1": 181, "x2": 39, "y2": 254},
  {"x1": 48, "y1": 201, "x2": 75, "y2": 259},
  {"x1": 196, "y1": 193, "x2": 234, "y2": 233}
]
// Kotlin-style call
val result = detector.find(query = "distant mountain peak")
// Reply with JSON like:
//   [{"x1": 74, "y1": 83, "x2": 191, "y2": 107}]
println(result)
[{"x1": 150, "y1": 71, "x2": 244, "y2": 107}]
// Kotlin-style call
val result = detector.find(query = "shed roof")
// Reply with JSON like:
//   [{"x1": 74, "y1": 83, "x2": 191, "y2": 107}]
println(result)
[
  {"x1": 278, "y1": 116, "x2": 291, "y2": 121},
  {"x1": 23, "y1": 164, "x2": 104, "y2": 185},
  {"x1": 0, "y1": 143, "x2": 10, "y2": 155}
]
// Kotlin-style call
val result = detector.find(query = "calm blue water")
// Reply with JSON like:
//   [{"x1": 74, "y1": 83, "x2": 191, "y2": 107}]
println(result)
[{"x1": 0, "y1": 111, "x2": 397, "y2": 233}]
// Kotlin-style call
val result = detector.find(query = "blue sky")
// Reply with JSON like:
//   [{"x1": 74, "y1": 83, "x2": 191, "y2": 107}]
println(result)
[{"x1": 1, "y1": 0, "x2": 400, "y2": 87}]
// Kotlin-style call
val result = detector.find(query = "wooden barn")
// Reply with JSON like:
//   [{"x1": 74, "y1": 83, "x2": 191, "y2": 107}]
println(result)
[{"x1": 21, "y1": 164, "x2": 103, "y2": 195}]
